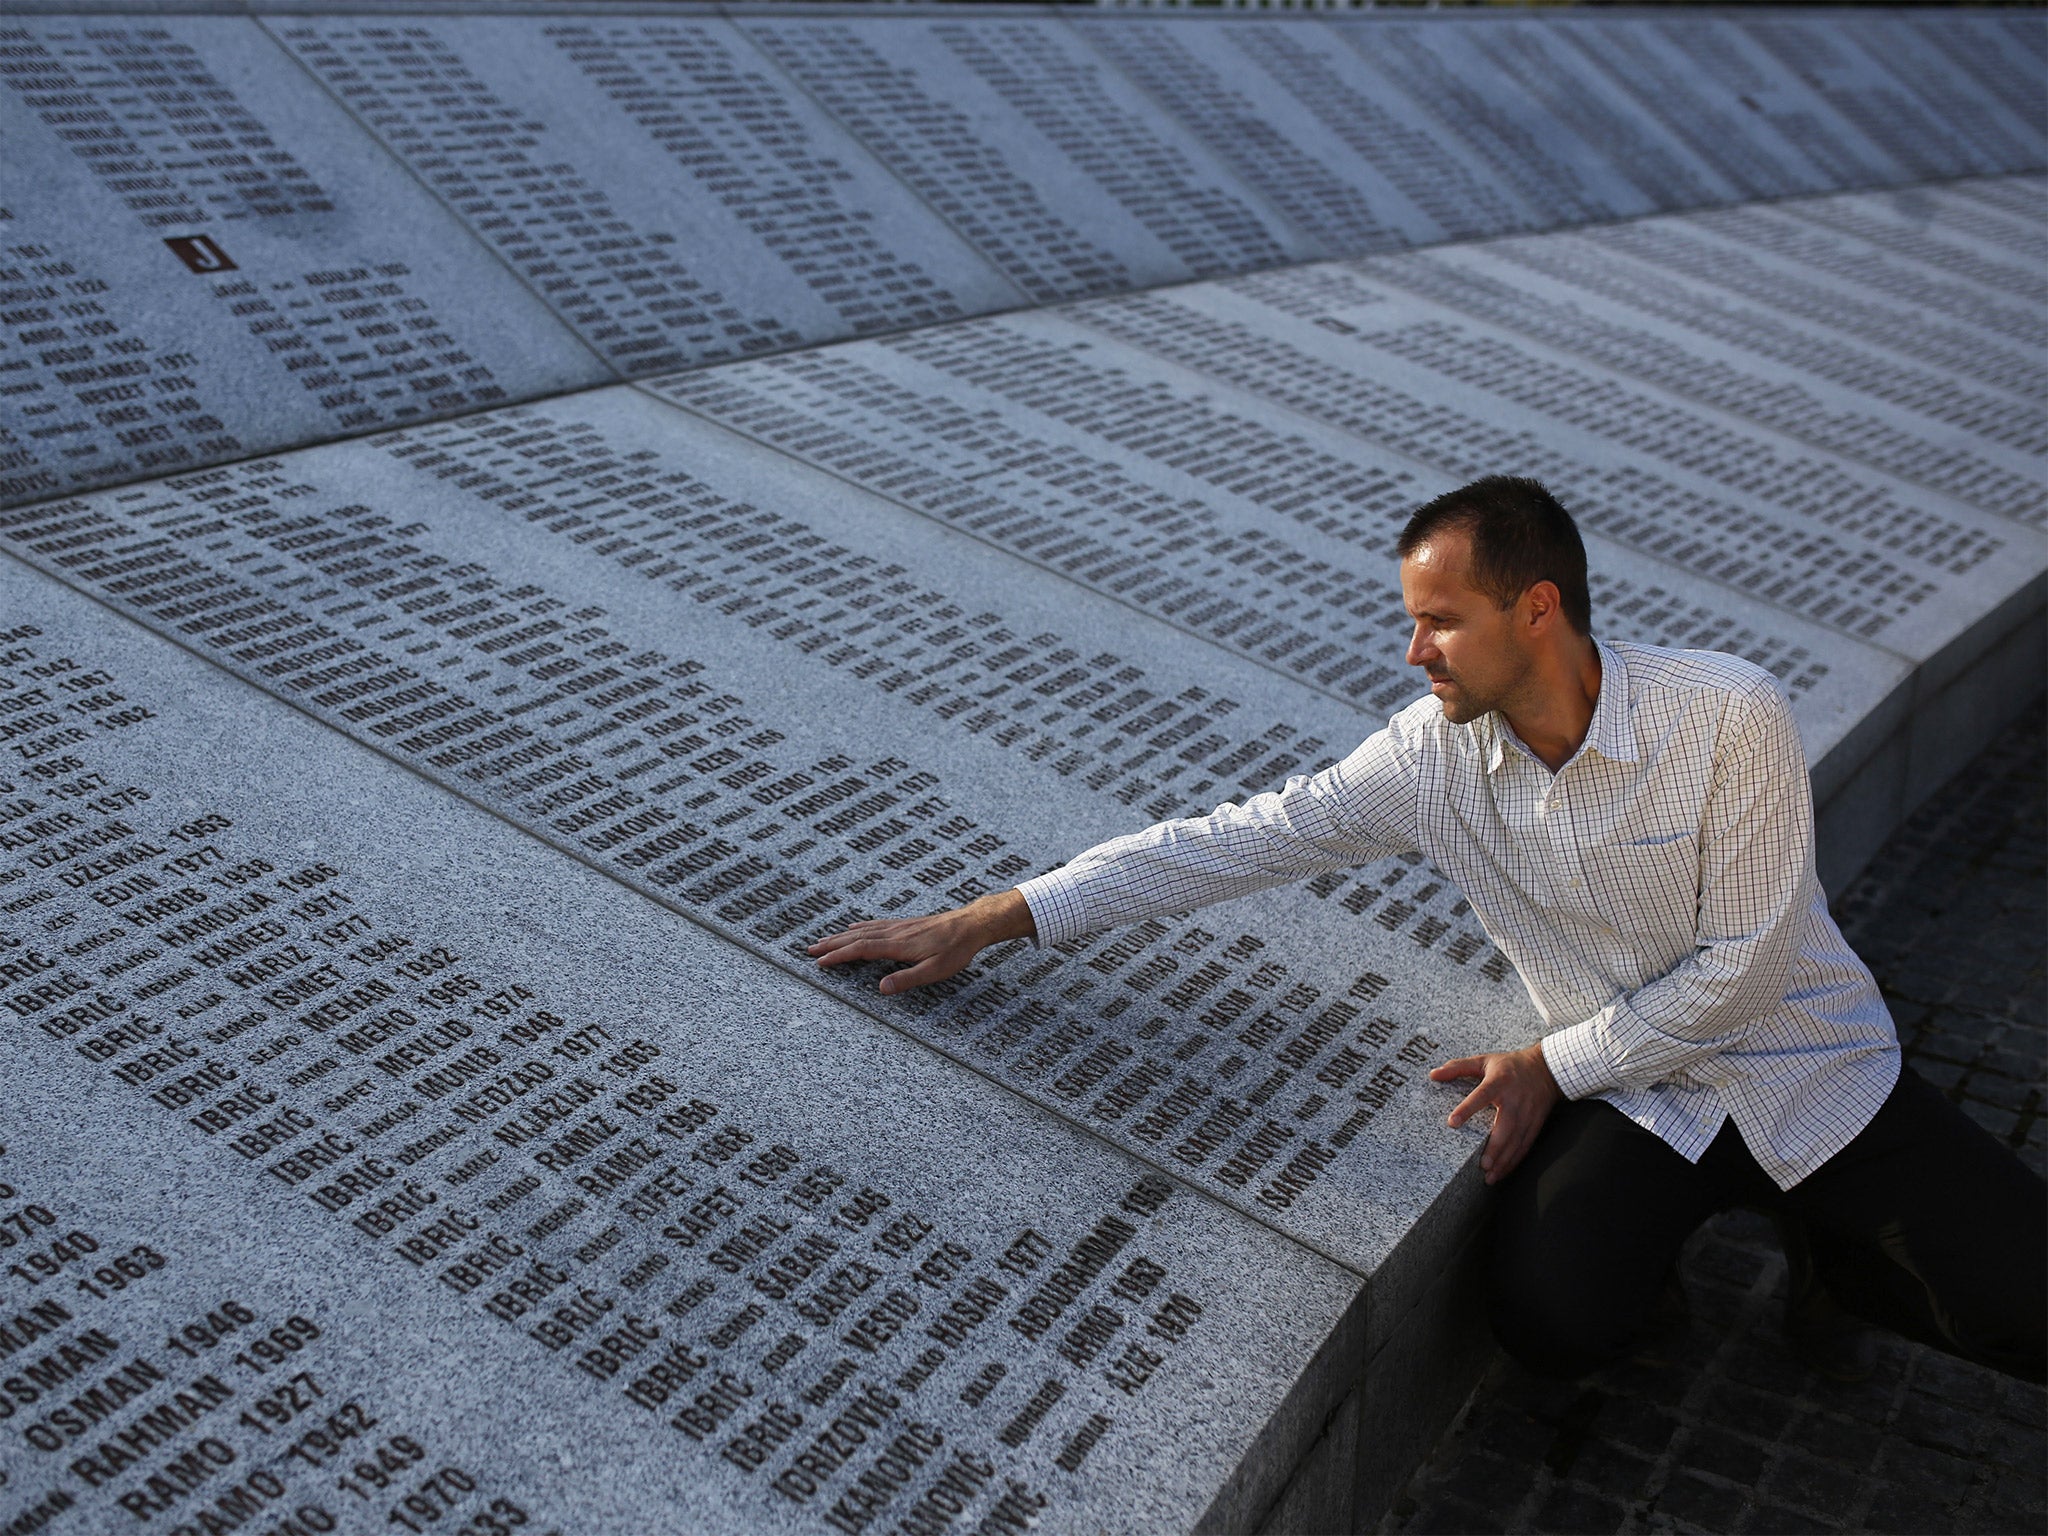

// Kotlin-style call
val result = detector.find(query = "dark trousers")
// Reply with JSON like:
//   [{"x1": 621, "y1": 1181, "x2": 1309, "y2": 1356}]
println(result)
[{"x1": 1488, "y1": 1065, "x2": 2048, "y2": 1382}]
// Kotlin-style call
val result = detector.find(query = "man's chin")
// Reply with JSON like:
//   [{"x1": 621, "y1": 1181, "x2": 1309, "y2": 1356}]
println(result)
[{"x1": 1435, "y1": 689, "x2": 1487, "y2": 725}]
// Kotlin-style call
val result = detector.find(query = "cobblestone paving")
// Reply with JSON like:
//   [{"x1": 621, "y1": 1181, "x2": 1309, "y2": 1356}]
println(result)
[{"x1": 1381, "y1": 703, "x2": 2047, "y2": 1536}]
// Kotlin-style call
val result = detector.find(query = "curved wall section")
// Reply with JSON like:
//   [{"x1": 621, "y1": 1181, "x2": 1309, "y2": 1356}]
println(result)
[
  {"x1": 4, "y1": 5, "x2": 2041, "y2": 502},
  {"x1": 0, "y1": 7, "x2": 2040, "y2": 1535}
]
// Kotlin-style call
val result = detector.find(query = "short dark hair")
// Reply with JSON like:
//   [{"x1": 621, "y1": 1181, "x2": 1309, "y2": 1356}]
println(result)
[{"x1": 1396, "y1": 476, "x2": 1592, "y2": 635}]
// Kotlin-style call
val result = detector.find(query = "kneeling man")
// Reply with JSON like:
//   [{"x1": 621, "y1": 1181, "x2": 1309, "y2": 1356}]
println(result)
[{"x1": 809, "y1": 476, "x2": 2045, "y2": 1383}]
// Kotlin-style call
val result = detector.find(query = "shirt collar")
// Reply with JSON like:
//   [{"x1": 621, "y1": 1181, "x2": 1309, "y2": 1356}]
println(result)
[
  {"x1": 1584, "y1": 638, "x2": 1638, "y2": 765},
  {"x1": 1483, "y1": 717, "x2": 1510, "y2": 775},
  {"x1": 1482, "y1": 638, "x2": 1636, "y2": 773}
]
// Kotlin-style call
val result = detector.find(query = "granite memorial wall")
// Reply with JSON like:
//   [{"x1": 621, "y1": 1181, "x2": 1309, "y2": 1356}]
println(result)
[
  {"x1": 4, "y1": 5, "x2": 2041, "y2": 500},
  {"x1": 1, "y1": 5, "x2": 2043, "y2": 1534}
]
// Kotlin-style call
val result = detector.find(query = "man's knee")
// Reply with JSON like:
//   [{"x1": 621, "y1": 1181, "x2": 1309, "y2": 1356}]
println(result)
[{"x1": 1479, "y1": 1096, "x2": 1711, "y2": 1379}]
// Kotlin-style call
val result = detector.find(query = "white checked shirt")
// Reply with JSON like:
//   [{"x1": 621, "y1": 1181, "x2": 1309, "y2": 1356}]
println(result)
[{"x1": 1019, "y1": 640, "x2": 1901, "y2": 1189}]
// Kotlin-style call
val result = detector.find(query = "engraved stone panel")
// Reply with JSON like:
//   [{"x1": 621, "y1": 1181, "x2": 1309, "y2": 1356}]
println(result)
[
  {"x1": 1141, "y1": 18, "x2": 1540, "y2": 247},
  {"x1": 0, "y1": 15, "x2": 607, "y2": 508},
  {"x1": 1897, "y1": 10, "x2": 2048, "y2": 162},
  {"x1": 0, "y1": 553, "x2": 1362, "y2": 1535},
  {"x1": 270, "y1": 14, "x2": 1023, "y2": 375},
  {"x1": 1328, "y1": 18, "x2": 1661, "y2": 230},
  {"x1": 734, "y1": 12, "x2": 1311, "y2": 302},
  {"x1": 1370, "y1": 17, "x2": 1737, "y2": 212},
  {"x1": 1060, "y1": 16, "x2": 1447, "y2": 257},
  {"x1": 1540, "y1": 191, "x2": 2047, "y2": 419},
  {"x1": 0, "y1": 11, "x2": 2041, "y2": 1535},
  {"x1": 0, "y1": 387, "x2": 1534, "y2": 1277},
  {"x1": 644, "y1": 300, "x2": 1908, "y2": 777},
  {"x1": 1530, "y1": 15, "x2": 1884, "y2": 202},
  {"x1": 1379, "y1": 198, "x2": 2046, "y2": 531},
  {"x1": 1942, "y1": 177, "x2": 2048, "y2": 267},
  {"x1": 1863, "y1": 11, "x2": 2045, "y2": 175},
  {"x1": 1023, "y1": 260, "x2": 2040, "y2": 670},
  {"x1": 1730, "y1": 11, "x2": 2010, "y2": 184}
]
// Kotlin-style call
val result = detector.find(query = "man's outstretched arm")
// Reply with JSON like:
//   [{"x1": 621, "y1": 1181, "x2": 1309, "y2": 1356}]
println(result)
[{"x1": 809, "y1": 719, "x2": 1426, "y2": 991}]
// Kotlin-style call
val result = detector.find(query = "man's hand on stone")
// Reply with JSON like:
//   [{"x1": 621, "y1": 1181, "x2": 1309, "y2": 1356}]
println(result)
[
  {"x1": 808, "y1": 889, "x2": 1036, "y2": 995},
  {"x1": 1429, "y1": 1043, "x2": 1562, "y2": 1186}
]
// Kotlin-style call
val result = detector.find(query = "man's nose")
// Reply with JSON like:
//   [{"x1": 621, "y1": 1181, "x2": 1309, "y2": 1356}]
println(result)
[{"x1": 1406, "y1": 625, "x2": 1435, "y2": 668}]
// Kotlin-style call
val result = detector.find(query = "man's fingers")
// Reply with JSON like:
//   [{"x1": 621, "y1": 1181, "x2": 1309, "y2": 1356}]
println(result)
[
  {"x1": 807, "y1": 922, "x2": 900, "y2": 955},
  {"x1": 808, "y1": 908, "x2": 986, "y2": 995},
  {"x1": 806, "y1": 930, "x2": 870, "y2": 958},
  {"x1": 1483, "y1": 1120, "x2": 1530, "y2": 1185},
  {"x1": 809, "y1": 920, "x2": 940, "y2": 964},
  {"x1": 815, "y1": 935, "x2": 931, "y2": 969},
  {"x1": 1479, "y1": 1103, "x2": 1516, "y2": 1178},
  {"x1": 1446, "y1": 1075, "x2": 1498, "y2": 1129},
  {"x1": 1479, "y1": 1103, "x2": 1543, "y2": 1185},
  {"x1": 810, "y1": 936, "x2": 888, "y2": 967},
  {"x1": 1429, "y1": 1055, "x2": 1488, "y2": 1084},
  {"x1": 876, "y1": 954, "x2": 961, "y2": 995}
]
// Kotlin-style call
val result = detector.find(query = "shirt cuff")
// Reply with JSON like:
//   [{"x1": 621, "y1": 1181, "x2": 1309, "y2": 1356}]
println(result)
[
  {"x1": 1015, "y1": 869, "x2": 1091, "y2": 950},
  {"x1": 1541, "y1": 1014, "x2": 1622, "y2": 1101}
]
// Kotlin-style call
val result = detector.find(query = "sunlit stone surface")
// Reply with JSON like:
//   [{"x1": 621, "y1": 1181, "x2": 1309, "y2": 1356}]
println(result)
[{"x1": 0, "y1": 7, "x2": 2040, "y2": 1532}]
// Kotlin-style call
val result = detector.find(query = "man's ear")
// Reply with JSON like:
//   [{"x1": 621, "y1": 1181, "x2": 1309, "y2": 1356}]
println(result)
[{"x1": 1521, "y1": 580, "x2": 1562, "y2": 635}]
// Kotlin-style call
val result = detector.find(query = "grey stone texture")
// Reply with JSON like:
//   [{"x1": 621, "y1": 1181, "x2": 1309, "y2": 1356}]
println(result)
[
  {"x1": 7, "y1": 5, "x2": 2042, "y2": 503},
  {"x1": 1381, "y1": 704, "x2": 2047, "y2": 1536},
  {"x1": 0, "y1": 554, "x2": 1365, "y2": 1535},
  {"x1": 0, "y1": 7, "x2": 2042, "y2": 1534},
  {"x1": 0, "y1": 385, "x2": 1534, "y2": 1281},
  {"x1": 649, "y1": 177, "x2": 2048, "y2": 894},
  {"x1": 736, "y1": 13, "x2": 1315, "y2": 296},
  {"x1": 0, "y1": 15, "x2": 609, "y2": 504},
  {"x1": 269, "y1": 14, "x2": 1027, "y2": 369}
]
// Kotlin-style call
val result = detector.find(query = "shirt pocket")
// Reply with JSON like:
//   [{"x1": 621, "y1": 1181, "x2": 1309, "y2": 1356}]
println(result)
[{"x1": 1582, "y1": 831, "x2": 1700, "y2": 957}]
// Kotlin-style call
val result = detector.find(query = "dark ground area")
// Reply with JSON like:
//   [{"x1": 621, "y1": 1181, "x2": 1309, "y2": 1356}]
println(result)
[{"x1": 1382, "y1": 702, "x2": 2048, "y2": 1536}]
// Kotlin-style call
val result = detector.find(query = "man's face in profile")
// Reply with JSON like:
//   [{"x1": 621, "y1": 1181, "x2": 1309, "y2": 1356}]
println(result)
[{"x1": 1399, "y1": 530, "x2": 1533, "y2": 726}]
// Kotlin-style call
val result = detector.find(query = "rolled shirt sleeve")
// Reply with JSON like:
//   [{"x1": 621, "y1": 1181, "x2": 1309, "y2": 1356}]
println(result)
[
  {"x1": 1017, "y1": 712, "x2": 1427, "y2": 949},
  {"x1": 1542, "y1": 679, "x2": 1813, "y2": 1101}
]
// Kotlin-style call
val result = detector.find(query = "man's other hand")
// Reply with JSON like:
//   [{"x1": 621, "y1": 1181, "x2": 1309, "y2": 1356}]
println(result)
[
  {"x1": 807, "y1": 889, "x2": 1037, "y2": 995},
  {"x1": 1429, "y1": 1043, "x2": 1562, "y2": 1186}
]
